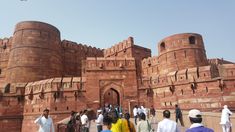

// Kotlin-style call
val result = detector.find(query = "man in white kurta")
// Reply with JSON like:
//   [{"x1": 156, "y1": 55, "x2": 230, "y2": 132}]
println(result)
[
  {"x1": 81, "y1": 110, "x2": 89, "y2": 132},
  {"x1": 157, "y1": 110, "x2": 180, "y2": 132},
  {"x1": 220, "y1": 105, "x2": 233, "y2": 132},
  {"x1": 95, "y1": 110, "x2": 103, "y2": 132},
  {"x1": 34, "y1": 108, "x2": 54, "y2": 132},
  {"x1": 133, "y1": 105, "x2": 138, "y2": 125}
]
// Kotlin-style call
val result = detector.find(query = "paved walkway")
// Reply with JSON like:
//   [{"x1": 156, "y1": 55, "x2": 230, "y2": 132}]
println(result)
[{"x1": 89, "y1": 118, "x2": 187, "y2": 132}]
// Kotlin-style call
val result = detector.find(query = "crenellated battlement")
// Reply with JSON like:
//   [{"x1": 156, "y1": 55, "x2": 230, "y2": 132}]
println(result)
[
  {"x1": 208, "y1": 58, "x2": 235, "y2": 65},
  {"x1": 61, "y1": 40, "x2": 104, "y2": 56},
  {"x1": 218, "y1": 64, "x2": 235, "y2": 79},
  {"x1": 144, "y1": 65, "x2": 221, "y2": 86},
  {"x1": 24, "y1": 77, "x2": 85, "y2": 95},
  {"x1": 85, "y1": 57, "x2": 136, "y2": 71},
  {"x1": 142, "y1": 56, "x2": 159, "y2": 68},
  {"x1": 104, "y1": 37, "x2": 134, "y2": 57},
  {"x1": 0, "y1": 37, "x2": 12, "y2": 51},
  {"x1": 141, "y1": 63, "x2": 235, "y2": 96}
]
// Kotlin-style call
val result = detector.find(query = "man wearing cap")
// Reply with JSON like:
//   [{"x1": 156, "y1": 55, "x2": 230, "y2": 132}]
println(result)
[
  {"x1": 220, "y1": 105, "x2": 233, "y2": 132},
  {"x1": 34, "y1": 108, "x2": 55, "y2": 132},
  {"x1": 157, "y1": 110, "x2": 180, "y2": 132},
  {"x1": 186, "y1": 109, "x2": 214, "y2": 132},
  {"x1": 95, "y1": 109, "x2": 104, "y2": 132}
]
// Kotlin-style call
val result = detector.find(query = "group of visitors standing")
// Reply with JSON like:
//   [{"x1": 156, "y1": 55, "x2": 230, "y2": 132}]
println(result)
[
  {"x1": 34, "y1": 104, "x2": 233, "y2": 132},
  {"x1": 133, "y1": 104, "x2": 233, "y2": 132}
]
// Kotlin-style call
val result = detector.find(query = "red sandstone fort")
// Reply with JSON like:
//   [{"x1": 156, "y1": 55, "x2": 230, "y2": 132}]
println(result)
[{"x1": 0, "y1": 21, "x2": 235, "y2": 131}]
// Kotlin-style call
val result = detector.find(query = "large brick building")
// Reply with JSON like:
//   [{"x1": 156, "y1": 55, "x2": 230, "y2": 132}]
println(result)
[{"x1": 0, "y1": 21, "x2": 234, "y2": 131}]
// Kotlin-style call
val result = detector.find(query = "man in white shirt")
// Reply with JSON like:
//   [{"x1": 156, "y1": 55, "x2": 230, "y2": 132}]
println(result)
[
  {"x1": 220, "y1": 105, "x2": 233, "y2": 132},
  {"x1": 138, "y1": 106, "x2": 142, "y2": 115},
  {"x1": 34, "y1": 108, "x2": 54, "y2": 132},
  {"x1": 133, "y1": 105, "x2": 138, "y2": 125},
  {"x1": 157, "y1": 110, "x2": 180, "y2": 132},
  {"x1": 81, "y1": 109, "x2": 89, "y2": 132},
  {"x1": 95, "y1": 109, "x2": 103, "y2": 132}
]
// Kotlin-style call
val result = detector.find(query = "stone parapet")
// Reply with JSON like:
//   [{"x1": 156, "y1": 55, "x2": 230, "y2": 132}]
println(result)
[
  {"x1": 84, "y1": 57, "x2": 136, "y2": 71},
  {"x1": 104, "y1": 37, "x2": 134, "y2": 57}
]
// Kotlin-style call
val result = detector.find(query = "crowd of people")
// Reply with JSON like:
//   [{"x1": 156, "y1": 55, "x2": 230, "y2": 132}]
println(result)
[{"x1": 34, "y1": 104, "x2": 233, "y2": 132}]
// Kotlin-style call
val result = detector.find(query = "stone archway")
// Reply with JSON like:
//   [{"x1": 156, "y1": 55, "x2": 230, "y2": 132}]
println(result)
[
  {"x1": 103, "y1": 88, "x2": 120, "y2": 107},
  {"x1": 100, "y1": 81, "x2": 123, "y2": 107}
]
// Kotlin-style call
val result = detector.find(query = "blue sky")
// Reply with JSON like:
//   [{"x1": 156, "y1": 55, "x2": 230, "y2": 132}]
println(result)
[{"x1": 1, "y1": 0, "x2": 235, "y2": 62}]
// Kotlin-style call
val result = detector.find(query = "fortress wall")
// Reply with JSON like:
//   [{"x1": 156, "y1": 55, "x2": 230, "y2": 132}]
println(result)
[
  {"x1": 61, "y1": 40, "x2": 103, "y2": 77},
  {"x1": 140, "y1": 62, "x2": 235, "y2": 111},
  {"x1": 218, "y1": 64, "x2": 235, "y2": 79},
  {"x1": 132, "y1": 45, "x2": 151, "y2": 83},
  {"x1": 142, "y1": 56, "x2": 159, "y2": 77},
  {"x1": 132, "y1": 45, "x2": 151, "y2": 60},
  {"x1": 150, "y1": 64, "x2": 235, "y2": 111},
  {"x1": 6, "y1": 21, "x2": 63, "y2": 83},
  {"x1": 104, "y1": 37, "x2": 151, "y2": 59},
  {"x1": 21, "y1": 77, "x2": 87, "y2": 132},
  {"x1": 23, "y1": 77, "x2": 86, "y2": 114},
  {"x1": 0, "y1": 83, "x2": 25, "y2": 132},
  {"x1": 0, "y1": 37, "x2": 12, "y2": 89},
  {"x1": 153, "y1": 80, "x2": 224, "y2": 110}
]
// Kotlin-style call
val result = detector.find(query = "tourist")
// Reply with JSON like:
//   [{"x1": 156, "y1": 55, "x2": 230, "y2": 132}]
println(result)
[
  {"x1": 81, "y1": 109, "x2": 89, "y2": 132},
  {"x1": 75, "y1": 112, "x2": 82, "y2": 132},
  {"x1": 138, "y1": 106, "x2": 143, "y2": 115},
  {"x1": 95, "y1": 109, "x2": 104, "y2": 132},
  {"x1": 123, "y1": 113, "x2": 136, "y2": 132},
  {"x1": 101, "y1": 115, "x2": 112, "y2": 132},
  {"x1": 67, "y1": 111, "x2": 77, "y2": 132},
  {"x1": 137, "y1": 112, "x2": 152, "y2": 132},
  {"x1": 220, "y1": 105, "x2": 233, "y2": 132},
  {"x1": 175, "y1": 104, "x2": 184, "y2": 126},
  {"x1": 34, "y1": 108, "x2": 55, "y2": 132},
  {"x1": 157, "y1": 110, "x2": 180, "y2": 132},
  {"x1": 110, "y1": 109, "x2": 126, "y2": 132},
  {"x1": 186, "y1": 109, "x2": 214, "y2": 132},
  {"x1": 115, "y1": 105, "x2": 120, "y2": 117},
  {"x1": 141, "y1": 106, "x2": 148, "y2": 119},
  {"x1": 133, "y1": 105, "x2": 138, "y2": 125},
  {"x1": 149, "y1": 105, "x2": 156, "y2": 124}
]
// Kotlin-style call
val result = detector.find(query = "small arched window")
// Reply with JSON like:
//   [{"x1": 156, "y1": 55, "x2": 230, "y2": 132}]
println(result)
[
  {"x1": 160, "y1": 42, "x2": 166, "y2": 51},
  {"x1": 189, "y1": 36, "x2": 196, "y2": 44}
]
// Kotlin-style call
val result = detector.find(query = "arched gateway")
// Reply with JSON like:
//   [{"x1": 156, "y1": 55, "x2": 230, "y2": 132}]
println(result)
[{"x1": 103, "y1": 88, "x2": 120, "y2": 106}]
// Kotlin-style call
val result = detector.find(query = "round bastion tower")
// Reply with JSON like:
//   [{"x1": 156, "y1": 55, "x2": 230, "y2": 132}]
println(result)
[
  {"x1": 157, "y1": 33, "x2": 208, "y2": 74},
  {"x1": 6, "y1": 21, "x2": 63, "y2": 83}
]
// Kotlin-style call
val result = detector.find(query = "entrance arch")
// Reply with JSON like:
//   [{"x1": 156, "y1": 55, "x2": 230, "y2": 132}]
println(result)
[{"x1": 103, "y1": 88, "x2": 120, "y2": 106}]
